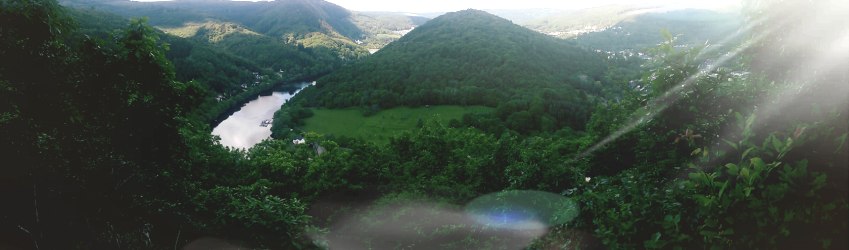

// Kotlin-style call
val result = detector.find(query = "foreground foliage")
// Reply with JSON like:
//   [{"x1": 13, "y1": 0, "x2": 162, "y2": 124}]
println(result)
[{"x1": 1, "y1": 1, "x2": 845, "y2": 249}]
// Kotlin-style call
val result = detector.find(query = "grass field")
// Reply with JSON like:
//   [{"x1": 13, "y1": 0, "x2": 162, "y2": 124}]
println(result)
[{"x1": 302, "y1": 106, "x2": 493, "y2": 144}]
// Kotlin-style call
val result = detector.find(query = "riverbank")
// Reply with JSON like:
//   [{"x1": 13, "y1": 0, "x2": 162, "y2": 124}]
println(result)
[
  {"x1": 211, "y1": 82, "x2": 312, "y2": 149},
  {"x1": 201, "y1": 74, "x2": 325, "y2": 129}
]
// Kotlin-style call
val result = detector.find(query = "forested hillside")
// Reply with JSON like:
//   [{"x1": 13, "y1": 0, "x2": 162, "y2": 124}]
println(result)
[
  {"x1": 67, "y1": 8, "x2": 273, "y2": 94},
  {"x1": 62, "y1": 0, "x2": 368, "y2": 126},
  {"x1": 2, "y1": 0, "x2": 846, "y2": 249},
  {"x1": 61, "y1": 0, "x2": 368, "y2": 76},
  {"x1": 292, "y1": 9, "x2": 607, "y2": 133},
  {"x1": 60, "y1": 0, "x2": 419, "y2": 58},
  {"x1": 66, "y1": 8, "x2": 293, "y2": 124},
  {"x1": 61, "y1": 0, "x2": 361, "y2": 37}
]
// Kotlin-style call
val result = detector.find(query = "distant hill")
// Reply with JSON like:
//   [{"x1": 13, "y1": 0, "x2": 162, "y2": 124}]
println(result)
[
  {"x1": 295, "y1": 9, "x2": 607, "y2": 130},
  {"x1": 512, "y1": 6, "x2": 742, "y2": 50},
  {"x1": 60, "y1": 0, "x2": 378, "y2": 78},
  {"x1": 62, "y1": 0, "x2": 358, "y2": 37},
  {"x1": 572, "y1": 9, "x2": 743, "y2": 51},
  {"x1": 352, "y1": 12, "x2": 430, "y2": 49},
  {"x1": 522, "y1": 5, "x2": 650, "y2": 38},
  {"x1": 482, "y1": 8, "x2": 565, "y2": 24},
  {"x1": 61, "y1": 0, "x2": 429, "y2": 51}
]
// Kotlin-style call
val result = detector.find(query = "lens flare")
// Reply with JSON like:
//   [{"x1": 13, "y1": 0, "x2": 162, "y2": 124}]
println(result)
[
  {"x1": 464, "y1": 190, "x2": 579, "y2": 230},
  {"x1": 573, "y1": 14, "x2": 779, "y2": 161}
]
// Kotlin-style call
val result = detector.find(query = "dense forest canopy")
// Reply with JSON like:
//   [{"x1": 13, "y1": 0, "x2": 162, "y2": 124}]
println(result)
[
  {"x1": 1, "y1": 0, "x2": 847, "y2": 249},
  {"x1": 61, "y1": 0, "x2": 375, "y2": 128}
]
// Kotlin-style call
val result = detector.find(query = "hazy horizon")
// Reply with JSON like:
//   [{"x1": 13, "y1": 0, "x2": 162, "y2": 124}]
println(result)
[{"x1": 129, "y1": 0, "x2": 742, "y2": 13}]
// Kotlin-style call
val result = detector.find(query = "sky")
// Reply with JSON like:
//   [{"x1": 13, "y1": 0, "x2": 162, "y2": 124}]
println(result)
[
  {"x1": 322, "y1": 0, "x2": 742, "y2": 13},
  {"x1": 131, "y1": 0, "x2": 742, "y2": 13}
]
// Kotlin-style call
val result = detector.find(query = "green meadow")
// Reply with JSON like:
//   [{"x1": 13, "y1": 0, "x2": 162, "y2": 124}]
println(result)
[{"x1": 302, "y1": 106, "x2": 493, "y2": 143}]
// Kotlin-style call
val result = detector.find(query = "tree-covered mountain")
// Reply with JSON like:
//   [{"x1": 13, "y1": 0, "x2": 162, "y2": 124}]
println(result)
[
  {"x1": 61, "y1": 0, "x2": 369, "y2": 67},
  {"x1": 61, "y1": 1, "x2": 370, "y2": 126},
  {"x1": 60, "y1": 0, "x2": 425, "y2": 56},
  {"x1": 293, "y1": 9, "x2": 607, "y2": 132},
  {"x1": 65, "y1": 8, "x2": 295, "y2": 125},
  {"x1": 69, "y1": 9, "x2": 275, "y2": 93},
  {"x1": 62, "y1": 0, "x2": 360, "y2": 37}
]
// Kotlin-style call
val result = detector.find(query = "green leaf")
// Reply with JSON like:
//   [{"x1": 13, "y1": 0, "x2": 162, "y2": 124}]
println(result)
[
  {"x1": 745, "y1": 113, "x2": 756, "y2": 129},
  {"x1": 722, "y1": 138, "x2": 739, "y2": 150},
  {"x1": 771, "y1": 136, "x2": 783, "y2": 152},
  {"x1": 691, "y1": 148, "x2": 702, "y2": 156},
  {"x1": 784, "y1": 211, "x2": 795, "y2": 222},
  {"x1": 718, "y1": 180, "x2": 729, "y2": 200},
  {"x1": 750, "y1": 157, "x2": 766, "y2": 173},
  {"x1": 694, "y1": 195, "x2": 714, "y2": 206},
  {"x1": 812, "y1": 174, "x2": 827, "y2": 190},
  {"x1": 741, "y1": 147, "x2": 755, "y2": 160},
  {"x1": 725, "y1": 163, "x2": 739, "y2": 176},
  {"x1": 740, "y1": 167, "x2": 750, "y2": 179}
]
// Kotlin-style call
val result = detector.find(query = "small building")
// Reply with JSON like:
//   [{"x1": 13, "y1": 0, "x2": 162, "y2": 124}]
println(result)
[
  {"x1": 260, "y1": 119, "x2": 272, "y2": 127},
  {"x1": 292, "y1": 135, "x2": 306, "y2": 145}
]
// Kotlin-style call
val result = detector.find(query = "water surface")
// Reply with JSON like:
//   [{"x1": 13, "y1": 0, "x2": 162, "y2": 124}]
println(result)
[{"x1": 212, "y1": 83, "x2": 309, "y2": 149}]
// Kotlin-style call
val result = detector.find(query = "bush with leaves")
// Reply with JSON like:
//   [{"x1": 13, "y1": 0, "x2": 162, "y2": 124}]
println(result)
[
  {"x1": 671, "y1": 111, "x2": 848, "y2": 249},
  {"x1": 191, "y1": 180, "x2": 312, "y2": 247}
]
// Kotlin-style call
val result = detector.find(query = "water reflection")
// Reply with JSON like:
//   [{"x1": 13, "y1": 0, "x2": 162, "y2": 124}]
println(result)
[{"x1": 212, "y1": 83, "x2": 309, "y2": 149}]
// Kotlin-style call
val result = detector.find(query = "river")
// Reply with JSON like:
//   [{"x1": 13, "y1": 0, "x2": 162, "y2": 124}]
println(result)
[{"x1": 212, "y1": 82, "x2": 312, "y2": 149}]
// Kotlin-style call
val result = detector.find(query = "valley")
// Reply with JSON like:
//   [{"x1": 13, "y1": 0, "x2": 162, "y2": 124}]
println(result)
[{"x1": 2, "y1": 0, "x2": 847, "y2": 249}]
